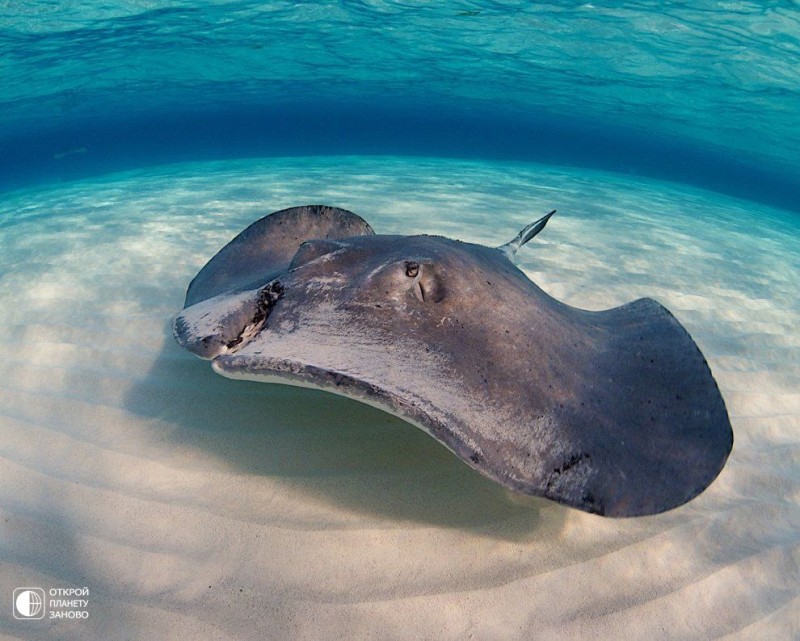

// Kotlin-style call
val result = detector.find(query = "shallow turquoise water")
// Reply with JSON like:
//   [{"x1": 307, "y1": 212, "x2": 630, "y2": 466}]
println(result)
[
  {"x1": 1, "y1": 2, "x2": 799, "y2": 639},
  {"x1": 1, "y1": 2, "x2": 798, "y2": 210}
]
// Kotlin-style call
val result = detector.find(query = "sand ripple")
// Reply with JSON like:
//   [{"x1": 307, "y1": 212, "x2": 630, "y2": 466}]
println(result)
[{"x1": 1, "y1": 157, "x2": 798, "y2": 639}]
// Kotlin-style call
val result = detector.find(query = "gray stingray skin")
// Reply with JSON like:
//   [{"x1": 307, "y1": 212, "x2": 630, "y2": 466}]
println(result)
[{"x1": 174, "y1": 205, "x2": 733, "y2": 517}]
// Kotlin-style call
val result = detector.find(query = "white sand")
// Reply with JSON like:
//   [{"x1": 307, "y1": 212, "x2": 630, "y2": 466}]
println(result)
[{"x1": 0, "y1": 156, "x2": 798, "y2": 640}]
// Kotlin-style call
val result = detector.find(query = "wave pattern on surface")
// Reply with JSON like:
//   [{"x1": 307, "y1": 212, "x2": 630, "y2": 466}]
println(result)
[{"x1": 0, "y1": 1, "x2": 798, "y2": 176}]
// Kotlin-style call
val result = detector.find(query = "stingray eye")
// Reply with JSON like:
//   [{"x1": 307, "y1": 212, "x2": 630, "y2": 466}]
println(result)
[{"x1": 402, "y1": 260, "x2": 446, "y2": 304}]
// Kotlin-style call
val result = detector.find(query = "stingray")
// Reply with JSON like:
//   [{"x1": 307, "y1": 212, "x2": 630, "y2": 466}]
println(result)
[{"x1": 173, "y1": 205, "x2": 732, "y2": 517}]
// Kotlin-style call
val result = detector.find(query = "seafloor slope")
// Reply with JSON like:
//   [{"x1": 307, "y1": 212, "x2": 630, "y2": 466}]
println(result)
[{"x1": 1, "y1": 156, "x2": 798, "y2": 640}]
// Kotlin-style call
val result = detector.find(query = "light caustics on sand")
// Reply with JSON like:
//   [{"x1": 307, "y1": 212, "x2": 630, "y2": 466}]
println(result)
[{"x1": 0, "y1": 157, "x2": 798, "y2": 640}]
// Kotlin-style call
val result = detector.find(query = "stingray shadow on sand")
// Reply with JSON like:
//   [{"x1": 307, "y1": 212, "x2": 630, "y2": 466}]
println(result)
[{"x1": 123, "y1": 327, "x2": 563, "y2": 541}]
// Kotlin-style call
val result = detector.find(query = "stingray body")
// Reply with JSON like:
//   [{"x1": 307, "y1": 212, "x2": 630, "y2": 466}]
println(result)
[{"x1": 174, "y1": 205, "x2": 732, "y2": 517}]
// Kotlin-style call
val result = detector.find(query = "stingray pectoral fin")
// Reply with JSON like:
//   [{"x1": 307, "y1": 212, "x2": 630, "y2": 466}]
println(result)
[
  {"x1": 185, "y1": 205, "x2": 374, "y2": 306},
  {"x1": 535, "y1": 297, "x2": 734, "y2": 517},
  {"x1": 211, "y1": 353, "x2": 469, "y2": 466},
  {"x1": 208, "y1": 295, "x2": 732, "y2": 518}
]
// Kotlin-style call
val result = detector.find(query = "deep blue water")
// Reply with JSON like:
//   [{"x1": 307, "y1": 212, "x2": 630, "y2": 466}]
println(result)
[{"x1": 1, "y1": 1, "x2": 798, "y2": 212}]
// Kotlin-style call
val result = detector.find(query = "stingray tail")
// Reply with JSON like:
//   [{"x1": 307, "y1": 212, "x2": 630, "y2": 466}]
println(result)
[{"x1": 498, "y1": 210, "x2": 556, "y2": 261}]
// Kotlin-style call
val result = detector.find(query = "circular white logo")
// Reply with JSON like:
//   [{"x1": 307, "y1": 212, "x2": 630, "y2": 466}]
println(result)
[{"x1": 15, "y1": 590, "x2": 44, "y2": 618}]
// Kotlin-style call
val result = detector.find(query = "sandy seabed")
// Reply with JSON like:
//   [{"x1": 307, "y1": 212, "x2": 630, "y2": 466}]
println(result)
[{"x1": 0, "y1": 156, "x2": 798, "y2": 640}]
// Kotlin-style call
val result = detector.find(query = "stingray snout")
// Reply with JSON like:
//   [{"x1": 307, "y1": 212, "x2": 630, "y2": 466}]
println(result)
[{"x1": 173, "y1": 280, "x2": 284, "y2": 359}]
